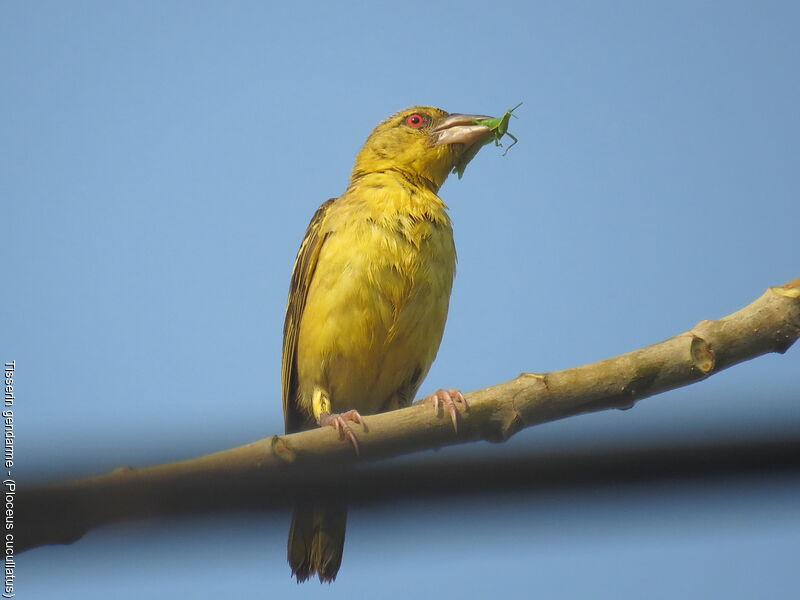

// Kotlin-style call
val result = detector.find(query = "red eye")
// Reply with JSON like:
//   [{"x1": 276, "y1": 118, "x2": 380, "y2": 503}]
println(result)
[{"x1": 405, "y1": 113, "x2": 425, "y2": 128}]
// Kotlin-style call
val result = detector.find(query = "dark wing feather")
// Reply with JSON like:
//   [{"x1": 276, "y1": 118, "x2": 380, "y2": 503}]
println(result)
[{"x1": 282, "y1": 198, "x2": 336, "y2": 433}]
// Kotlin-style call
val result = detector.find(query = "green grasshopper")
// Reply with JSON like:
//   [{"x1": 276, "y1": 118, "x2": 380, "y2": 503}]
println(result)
[
  {"x1": 452, "y1": 102, "x2": 522, "y2": 178},
  {"x1": 474, "y1": 101, "x2": 522, "y2": 156}
]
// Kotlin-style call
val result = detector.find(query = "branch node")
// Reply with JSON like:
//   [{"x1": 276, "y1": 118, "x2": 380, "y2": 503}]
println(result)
[
  {"x1": 692, "y1": 318, "x2": 714, "y2": 330},
  {"x1": 518, "y1": 372, "x2": 549, "y2": 390},
  {"x1": 771, "y1": 282, "x2": 800, "y2": 299},
  {"x1": 689, "y1": 335, "x2": 715, "y2": 374},
  {"x1": 620, "y1": 363, "x2": 662, "y2": 403},
  {"x1": 610, "y1": 394, "x2": 637, "y2": 411},
  {"x1": 271, "y1": 435, "x2": 297, "y2": 464},
  {"x1": 773, "y1": 327, "x2": 799, "y2": 354},
  {"x1": 495, "y1": 409, "x2": 525, "y2": 442}
]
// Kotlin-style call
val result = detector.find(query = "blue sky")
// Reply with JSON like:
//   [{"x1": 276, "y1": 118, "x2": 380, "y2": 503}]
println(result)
[{"x1": 4, "y1": 1, "x2": 799, "y2": 598}]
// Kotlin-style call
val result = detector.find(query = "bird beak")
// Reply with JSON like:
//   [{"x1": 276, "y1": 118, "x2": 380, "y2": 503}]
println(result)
[{"x1": 431, "y1": 113, "x2": 493, "y2": 147}]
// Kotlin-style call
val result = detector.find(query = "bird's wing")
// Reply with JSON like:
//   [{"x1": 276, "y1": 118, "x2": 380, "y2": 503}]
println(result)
[{"x1": 281, "y1": 198, "x2": 336, "y2": 433}]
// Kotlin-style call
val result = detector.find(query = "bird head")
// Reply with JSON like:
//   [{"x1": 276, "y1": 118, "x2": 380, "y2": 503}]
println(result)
[{"x1": 351, "y1": 106, "x2": 493, "y2": 191}]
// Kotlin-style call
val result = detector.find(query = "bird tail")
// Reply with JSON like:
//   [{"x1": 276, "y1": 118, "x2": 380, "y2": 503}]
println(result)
[{"x1": 288, "y1": 502, "x2": 347, "y2": 583}]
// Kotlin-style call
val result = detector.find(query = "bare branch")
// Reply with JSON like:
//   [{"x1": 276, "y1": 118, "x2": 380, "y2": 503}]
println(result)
[{"x1": 18, "y1": 278, "x2": 800, "y2": 552}]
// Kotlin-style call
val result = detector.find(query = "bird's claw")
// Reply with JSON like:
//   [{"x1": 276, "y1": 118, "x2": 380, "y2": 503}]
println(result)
[
  {"x1": 319, "y1": 410, "x2": 363, "y2": 455},
  {"x1": 418, "y1": 388, "x2": 467, "y2": 433}
]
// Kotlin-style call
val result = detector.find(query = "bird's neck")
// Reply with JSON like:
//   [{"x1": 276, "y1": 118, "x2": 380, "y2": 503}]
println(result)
[
  {"x1": 345, "y1": 171, "x2": 451, "y2": 229},
  {"x1": 350, "y1": 167, "x2": 441, "y2": 195}
]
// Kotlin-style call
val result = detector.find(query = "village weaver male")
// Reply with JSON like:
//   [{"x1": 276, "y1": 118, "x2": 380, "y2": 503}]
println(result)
[{"x1": 282, "y1": 106, "x2": 494, "y2": 582}]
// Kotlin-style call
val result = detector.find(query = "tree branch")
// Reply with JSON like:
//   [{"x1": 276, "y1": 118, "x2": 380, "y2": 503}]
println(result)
[{"x1": 18, "y1": 277, "x2": 800, "y2": 552}]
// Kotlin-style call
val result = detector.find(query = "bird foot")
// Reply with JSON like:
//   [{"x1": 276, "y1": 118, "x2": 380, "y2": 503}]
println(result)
[
  {"x1": 416, "y1": 388, "x2": 468, "y2": 432},
  {"x1": 319, "y1": 410, "x2": 363, "y2": 455}
]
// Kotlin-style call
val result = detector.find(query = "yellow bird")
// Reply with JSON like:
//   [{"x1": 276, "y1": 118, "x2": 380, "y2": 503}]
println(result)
[{"x1": 282, "y1": 106, "x2": 493, "y2": 582}]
